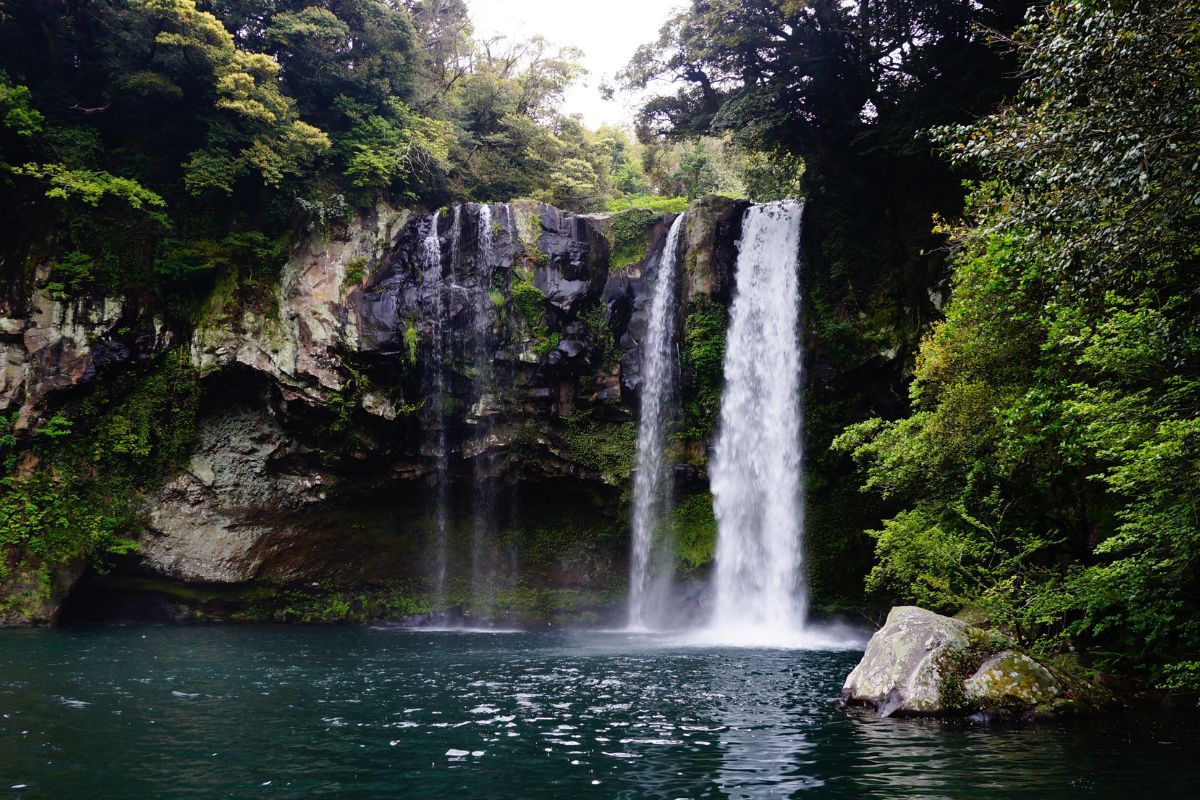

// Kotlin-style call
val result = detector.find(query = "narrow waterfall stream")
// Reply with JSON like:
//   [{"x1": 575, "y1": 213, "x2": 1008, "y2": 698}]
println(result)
[
  {"x1": 707, "y1": 200, "x2": 808, "y2": 645},
  {"x1": 627, "y1": 213, "x2": 686, "y2": 630},
  {"x1": 470, "y1": 203, "x2": 499, "y2": 620},
  {"x1": 420, "y1": 210, "x2": 450, "y2": 606}
]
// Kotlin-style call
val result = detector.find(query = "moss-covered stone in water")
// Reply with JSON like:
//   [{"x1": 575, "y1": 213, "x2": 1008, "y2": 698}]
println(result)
[
  {"x1": 962, "y1": 650, "x2": 1063, "y2": 712},
  {"x1": 935, "y1": 631, "x2": 1000, "y2": 715}
]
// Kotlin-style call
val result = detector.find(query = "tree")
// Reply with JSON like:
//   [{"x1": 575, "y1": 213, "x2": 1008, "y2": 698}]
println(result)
[{"x1": 837, "y1": 1, "x2": 1200, "y2": 685}]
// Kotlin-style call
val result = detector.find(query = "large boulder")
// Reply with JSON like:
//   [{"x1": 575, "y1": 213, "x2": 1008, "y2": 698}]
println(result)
[
  {"x1": 842, "y1": 606, "x2": 976, "y2": 716},
  {"x1": 842, "y1": 606, "x2": 1085, "y2": 718}
]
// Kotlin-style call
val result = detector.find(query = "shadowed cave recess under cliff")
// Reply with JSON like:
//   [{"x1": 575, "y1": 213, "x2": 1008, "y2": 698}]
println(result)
[{"x1": 2, "y1": 195, "x2": 921, "y2": 627}]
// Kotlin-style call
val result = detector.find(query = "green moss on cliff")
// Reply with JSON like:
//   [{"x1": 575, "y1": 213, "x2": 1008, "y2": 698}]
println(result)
[
  {"x1": 608, "y1": 209, "x2": 660, "y2": 271},
  {"x1": 511, "y1": 271, "x2": 560, "y2": 357},
  {"x1": 564, "y1": 412, "x2": 637, "y2": 487},
  {"x1": 672, "y1": 492, "x2": 717, "y2": 570},
  {"x1": 0, "y1": 349, "x2": 200, "y2": 592},
  {"x1": 678, "y1": 303, "x2": 727, "y2": 443},
  {"x1": 580, "y1": 303, "x2": 617, "y2": 372}
]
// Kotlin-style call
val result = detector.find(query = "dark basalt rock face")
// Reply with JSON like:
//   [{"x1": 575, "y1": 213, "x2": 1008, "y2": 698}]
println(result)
[{"x1": 0, "y1": 197, "x2": 760, "y2": 625}]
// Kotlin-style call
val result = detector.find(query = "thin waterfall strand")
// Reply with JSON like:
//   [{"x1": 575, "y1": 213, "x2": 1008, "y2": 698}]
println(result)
[
  {"x1": 470, "y1": 204, "x2": 498, "y2": 620},
  {"x1": 421, "y1": 211, "x2": 449, "y2": 606},
  {"x1": 628, "y1": 213, "x2": 686, "y2": 630}
]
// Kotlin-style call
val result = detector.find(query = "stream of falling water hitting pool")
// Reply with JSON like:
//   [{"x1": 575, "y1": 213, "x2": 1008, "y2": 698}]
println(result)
[
  {"x1": 421, "y1": 210, "x2": 449, "y2": 607},
  {"x1": 705, "y1": 200, "x2": 809, "y2": 646},
  {"x1": 627, "y1": 213, "x2": 686, "y2": 630},
  {"x1": 470, "y1": 204, "x2": 500, "y2": 621}
]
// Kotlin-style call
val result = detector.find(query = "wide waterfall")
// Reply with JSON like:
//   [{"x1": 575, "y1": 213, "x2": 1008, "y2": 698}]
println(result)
[
  {"x1": 707, "y1": 200, "x2": 808, "y2": 645},
  {"x1": 627, "y1": 213, "x2": 686, "y2": 630},
  {"x1": 416, "y1": 202, "x2": 519, "y2": 626}
]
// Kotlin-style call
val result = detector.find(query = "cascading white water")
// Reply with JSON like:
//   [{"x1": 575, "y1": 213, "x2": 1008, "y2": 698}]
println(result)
[
  {"x1": 707, "y1": 200, "x2": 808, "y2": 646},
  {"x1": 627, "y1": 213, "x2": 686, "y2": 630},
  {"x1": 470, "y1": 204, "x2": 498, "y2": 619},
  {"x1": 421, "y1": 210, "x2": 450, "y2": 605}
]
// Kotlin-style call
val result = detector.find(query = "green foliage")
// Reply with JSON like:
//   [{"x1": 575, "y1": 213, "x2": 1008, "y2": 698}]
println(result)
[
  {"x1": 604, "y1": 195, "x2": 689, "y2": 214},
  {"x1": 534, "y1": 332, "x2": 561, "y2": 358},
  {"x1": 0, "y1": 349, "x2": 199, "y2": 582},
  {"x1": 344, "y1": 256, "x2": 368, "y2": 286},
  {"x1": 510, "y1": 270, "x2": 555, "y2": 354},
  {"x1": 671, "y1": 492, "x2": 717, "y2": 570},
  {"x1": 50, "y1": 251, "x2": 95, "y2": 295},
  {"x1": 579, "y1": 303, "x2": 617, "y2": 372},
  {"x1": 838, "y1": 2, "x2": 1200, "y2": 681},
  {"x1": 608, "y1": 208, "x2": 660, "y2": 271},
  {"x1": 1157, "y1": 662, "x2": 1200, "y2": 694},
  {"x1": 162, "y1": 230, "x2": 289, "y2": 315},
  {"x1": 295, "y1": 191, "x2": 353, "y2": 235},
  {"x1": 404, "y1": 322, "x2": 419, "y2": 365},
  {"x1": 0, "y1": 70, "x2": 41, "y2": 139},
  {"x1": 936, "y1": 632, "x2": 1005, "y2": 715},
  {"x1": 130, "y1": 0, "x2": 332, "y2": 193},
  {"x1": 564, "y1": 412, "x2": 637, "y2": 488},
  {"x1": 338, "y1": 99, "x2": 450, "y2": 200},
  {"x1": 678, "y1": 303, "x2": 727, "y2": 441},
  {"x1": 319, "y1": 366, "x2": 372, "y2": 446},
  {"x1": 14, "y1": 162, "x2": 166, "y2": 214}
]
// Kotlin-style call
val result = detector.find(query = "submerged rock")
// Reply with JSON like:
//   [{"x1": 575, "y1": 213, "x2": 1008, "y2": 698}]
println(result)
[{"x1": 842, "y1": 605, "x2": 1089, "y2": 719}]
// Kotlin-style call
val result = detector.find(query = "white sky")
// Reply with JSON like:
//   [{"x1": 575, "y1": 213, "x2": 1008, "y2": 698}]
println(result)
[{"x1": 464, "y1": 0, "x2": 684, "y2": 128}]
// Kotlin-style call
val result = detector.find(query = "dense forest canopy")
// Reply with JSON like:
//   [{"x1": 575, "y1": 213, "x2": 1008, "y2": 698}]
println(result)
[{"x1": 0, "y1": 0, "x2": 748, "y2": 305}]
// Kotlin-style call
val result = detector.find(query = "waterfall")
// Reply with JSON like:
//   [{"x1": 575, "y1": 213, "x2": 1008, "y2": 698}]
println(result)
[
  {"x1": 708, "y1": 200, "x2": 807, "y2": 645},
  {"x1": 628, "y1": 213, "x2": 686, "y2": 630},
  {"x1": 470, "y1": 204, "x2": 499, "y2": 621},
  {"x1": 420, "y1": 210, "x2": 450, "y2": 607}
]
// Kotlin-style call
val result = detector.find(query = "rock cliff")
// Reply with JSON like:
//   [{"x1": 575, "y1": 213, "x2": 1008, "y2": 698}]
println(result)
[{"x1": 1, "y1": 197, "x2": 748, "y2": 625}]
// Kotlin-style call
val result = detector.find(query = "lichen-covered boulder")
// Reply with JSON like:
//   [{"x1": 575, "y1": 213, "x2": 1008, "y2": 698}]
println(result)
[
  {"x1": 842, "y1": 605, "x2": 1091, "y2": 718},
  {"x1": 963, "y1": 650, "x2": 1062, "y2": 711},
  {"x1": 841, "y1": 605, "x2": 974, "y2": 716}
]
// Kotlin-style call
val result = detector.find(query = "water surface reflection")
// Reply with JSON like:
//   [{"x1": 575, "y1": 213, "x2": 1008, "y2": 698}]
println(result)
[{"x1": 0, "y1": 626, "x2": 1196, "y2": 799}]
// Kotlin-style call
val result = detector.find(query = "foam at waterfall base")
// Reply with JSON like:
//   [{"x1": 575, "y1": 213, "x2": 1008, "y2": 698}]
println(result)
[
  {"x1": 675, "y1": 620, "x2": 866, "y2": 651},
  {"x1": 390, "y1": 625, "x2": 525, "y2": 634}
]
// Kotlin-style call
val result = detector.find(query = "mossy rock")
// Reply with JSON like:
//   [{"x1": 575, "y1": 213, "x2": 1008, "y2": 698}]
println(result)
[
  {"x1": 843, "y1": 605, "x2": 1102, "y2": 719},
  {"x1": 963, "y1": 650, "x2": 1063, "y2": 713}
]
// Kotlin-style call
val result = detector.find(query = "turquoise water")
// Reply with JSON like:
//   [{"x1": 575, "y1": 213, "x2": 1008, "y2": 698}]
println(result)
[{"x1": 1, "y1": 626, "x2": 1196, "y2": 798}]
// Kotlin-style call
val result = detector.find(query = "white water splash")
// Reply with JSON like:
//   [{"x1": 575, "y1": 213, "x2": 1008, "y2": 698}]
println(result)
[
  {"x1": 705, "y1": 200, "x2": 810, "y2": 647},
  {"x1": 627, "y1": 213, "x2": 686, "y2": 630}
]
